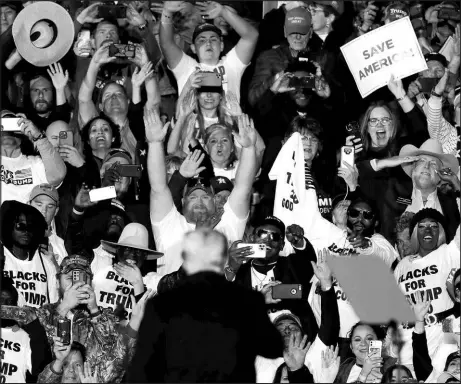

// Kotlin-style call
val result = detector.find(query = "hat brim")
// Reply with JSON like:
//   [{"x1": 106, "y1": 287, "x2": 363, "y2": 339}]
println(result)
[
  {"x1": 399, "y1": 145, "x2": 459, "y2": 177},
  {"x1": 100, "y1": 240, "x2": 164, "y2": 260},
  {"x1": 61, "y1": 263, "x2": 93, "y2": 276},
  {"x1": 12, "y1": 2, "x2": 74, "y2": 67}
]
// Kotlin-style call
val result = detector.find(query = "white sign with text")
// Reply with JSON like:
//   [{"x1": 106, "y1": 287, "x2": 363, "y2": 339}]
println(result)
[{"x1": 341, "y1": 17, "x2": 427, "y2": 98}]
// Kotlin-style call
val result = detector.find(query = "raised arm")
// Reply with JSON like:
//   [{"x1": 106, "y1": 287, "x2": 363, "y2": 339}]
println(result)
[
  {"x1": 228, "y1": 114, "x2": 258, "y2": 219},
  {"x1": 197, "y1": 2, "x2": 258, "y2": 65},
  {"x1": 145, "y1": 107, "x2": 175, "y2": 222},
  {"x1": 78, "y1": 43, "x2": 116, "y2": 126},
  {"x1": 159, "y1": 1, "x2": 188, "y2": 70}
]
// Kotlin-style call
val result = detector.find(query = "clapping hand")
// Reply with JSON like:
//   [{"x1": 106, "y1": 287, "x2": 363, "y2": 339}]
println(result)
[
  {"x1": 47, "y1": 62, "x2": 69, "y2": 91},
  {"x1": 179, "y1": 150, "x2": 206, "y2": 178},
  {"x1": 233, "y1": 114, "x2": 257, "y2": 148}
]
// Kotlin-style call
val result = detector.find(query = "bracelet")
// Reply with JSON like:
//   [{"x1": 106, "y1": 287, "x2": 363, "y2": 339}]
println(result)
[
  {"x1": 89, "y1": 310, "x2": 101, "y2": 318},
  {"x1": 224, "y1": 265, "x2": 237, "y2": 275},
  {"x1": 431, "y1": 89, "x2": 442, "y2": 98},
  {"x1": 396, "y1": 95, "x2": 406, "y2": 101},
  {"x1": 72, "y1": 207, "x2": 84, "y2": 216}
]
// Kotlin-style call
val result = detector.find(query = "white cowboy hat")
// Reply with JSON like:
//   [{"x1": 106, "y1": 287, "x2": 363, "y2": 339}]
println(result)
[
  {"x1": 101, "y1": 223, "x2": 163, "y2": 260},
  {"x1": 399, "y1": 139, "x2": 459, "y2": 177},
  {"x1": 12, "y1": 2, "x2": 74, "y2": 67}
]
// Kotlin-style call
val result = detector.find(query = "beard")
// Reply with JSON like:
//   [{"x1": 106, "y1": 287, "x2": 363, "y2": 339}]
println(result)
[{"x1": 34, "y1": 100, "x2": 51, "y2": 113}]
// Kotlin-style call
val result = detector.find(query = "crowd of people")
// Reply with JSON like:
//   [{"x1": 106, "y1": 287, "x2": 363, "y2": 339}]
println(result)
[{"x1": 0, "y1": 0, "x2": 460, "y2": 383}]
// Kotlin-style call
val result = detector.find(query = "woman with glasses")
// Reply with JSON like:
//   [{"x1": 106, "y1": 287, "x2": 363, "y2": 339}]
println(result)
[
  {"x1": 392, "y1": 207, "x2": 460, "y2": 371},
  {"x1": 352, "y1": 77, "x2": 431, "y2": 242}
]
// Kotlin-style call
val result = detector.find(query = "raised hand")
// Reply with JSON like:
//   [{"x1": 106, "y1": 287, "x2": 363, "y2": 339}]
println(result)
[
  {"x1": 52, "y1": 336, "x2": 71, "y2": 362},
  {"x1": 76, "y1": 2, "x2": 103, "y2": 24},
  {"x1": 284, "y1": 332, "x2": 311, "y2": 371},
  {"x1": 227, "y1": 240, "x2": 252, "y2": 273},
  {"x1": 130, "y1": 44, "x2": 149, "y2": 68},
  {"x1": 233, "y1": 114, "x2": 257, "y2": 148},
  {"x1": 179, "y1": 150, "x2": 206, "y2": 178},
  {"x1": 196, "y1": 1, "x2": 223, "y2": 19},
  {"x1": 126, "y1": 3, "x2": 147, "y2": 27},
  {"x1": 407, "y1": 79, "x2": 422, "y2": 99},
  {"x1": 314, "y1": 76, "x2": 331, "y2": 99},
  {"x1": 434, "y1": 68, "x2": 449, "y2": 96},
  {"x1": 345, "y1": 135, "x2": 363, "y2": 155},
  {"x1": 222, "y1": 91, "x2": 242, "y2": 117},
  {"x1": 163, "y1": 1, "x2": 187, "y2": 13},
  {"x1": 387, "y1": 74, "x2": 405, "y2": 98},
  {"x1": 338, "y1": 162, "x2": 359, "y2": 191},
  {"x1": 58, "y1": 145, "x2": 85, "y2": 168},
  {"x1": 186, "y1": 70, "x2": 204, "y2": 89},
  {"x1": 361, "y1": 351, "x2": 383, "y2": 378},
  {"x1": 91, "y1": 43, "x2": 117, "y2": 66},
  {"x1": 132, "y1": 61, "x2": 154, "y2": 89},
  {"x1": 311, "y1": 249, "x2": 333, "y2": 287},
  {"x1": 179, "y1": 88, "x2": 197, "y2": 117},
  {"x1": 129, "y1": 289, "x2": 156, "y2": 331},
  {"x1": 144, "y1": 108, "x2": 168, "y2": 143},
  {"x1": 321, "y1": 345, "x2": 340, "y2": 370},
  {"x1": 77, "y1": 362, "x2": 99, "y2": 384},
  {"x1": 452, "y1": 24, "x2": 460, "y2": 58},
  {"x1": 409, "y1": 291, "x2": 431, "y2": 322},
  {"x1": 362, "y1": 1, "x2": 378, "y2": 28},
  {"x1": 271, "y1": 72, "x2": 295, "y2": 94},
  {"x1": 74, "y1": 184, "x2": 97, "y2": 210},
  {"x1": 47, "y1": 62, "x2": 69, "y2": 91},
  {"x1": 286, "y1": 224, "x2": 304, "y2": 248}
]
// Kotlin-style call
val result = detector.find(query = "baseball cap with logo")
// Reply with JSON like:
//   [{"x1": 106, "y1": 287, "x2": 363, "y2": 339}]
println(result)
[
  {"x1": 257, "y1": 216, "x2": 286, "y2": 236},
  {"x1": 184, "y1": 177, "x2": 214, "y2": 197},
  {"x1": 60, "y1": 254, "x2": 93, "y2": 276},
  {"x1": 384, "y1": 2, "x2": 410, "y2": 23},
  {"x1": 285, "y1": 7, "x2": 312, "y2": 35},
  {"x1": 29, "y1": 184, "x2": 59, "y2": 203},
  {"x1": 210, "y1": 176, "x2": 233, "y2": 194}
]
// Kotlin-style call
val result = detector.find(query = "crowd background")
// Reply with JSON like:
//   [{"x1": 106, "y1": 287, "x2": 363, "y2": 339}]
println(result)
[{"x1": 0, "y1": 0, "x2": 460, "y2": 383}]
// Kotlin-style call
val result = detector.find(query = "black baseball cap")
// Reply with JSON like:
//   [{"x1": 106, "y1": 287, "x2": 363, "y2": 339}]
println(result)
[
  {"x1": 192, "y1": 23, "x2": 222, "y2": 43},
  {"x1": 257, "y1": 216, "x2": 286, "y2": 235},
  {"x1": 183, "y1": 177, "x2": 214, "y2": 197},
  {"x1": 210, "y1": 176, "x2": 233, "y2": 194},
  {"x1": 424, "y1": 53, "x2": 448, "y2": 67}
]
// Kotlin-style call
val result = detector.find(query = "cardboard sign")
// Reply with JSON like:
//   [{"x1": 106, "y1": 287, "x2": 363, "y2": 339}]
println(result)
[
  {"x1": 340, "y1": 17, "x2": 427, "y2": 98},
  {"x1": 326, "y1": 254, "x2": 416, "y2": 324},
  {"x1": 439, "y1": 36, "x2": 455, "y2": 62}
]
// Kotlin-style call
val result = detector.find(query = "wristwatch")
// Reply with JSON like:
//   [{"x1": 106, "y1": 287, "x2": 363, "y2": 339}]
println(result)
[
  {"x1": 431, "y1": 89, "x2": 442, "y2": 98},
  {"x1": 32, "y1": 133, "x2": 46, "y2": 142}
]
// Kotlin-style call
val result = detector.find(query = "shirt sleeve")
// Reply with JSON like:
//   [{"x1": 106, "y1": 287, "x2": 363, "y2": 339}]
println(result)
[
  {"x1": 223, "y1": 47, "x2": 249, "y2": 78},
  {"x1": 427, "y1": 95, "x2": 458, "y2": 155}
]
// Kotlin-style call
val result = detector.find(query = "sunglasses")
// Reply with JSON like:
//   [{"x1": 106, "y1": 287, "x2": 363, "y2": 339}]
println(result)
[
  {"x1": 186, "y1": 177, "x2": 211, "y2": 189},
  {"x1": 14, "y1": 222, "x2": 33, "y2": 232},
  {"x1": 256, "y1": 229, "x2": 282, "y2": 242},
  {"x1": 348, "y1": 208, "x2": 374, "y2": 220}
]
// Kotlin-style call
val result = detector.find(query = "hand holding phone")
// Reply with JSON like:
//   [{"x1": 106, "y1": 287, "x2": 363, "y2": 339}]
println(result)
[
  {"x1": 116, "y1": 164, "x2": 142, "y2": 178},
  {"x1": 341, "y1": 146, "x2": 355, "y2": 168},
  {"x1": 272, "y1": 284, "x2": 303, "y2": 299},
  {"x1": 236, "y1": 243, "x2": 266, "y2": 258},
  {"x1": 59, "y1": 131, "x2": 73, "y2": 146}
]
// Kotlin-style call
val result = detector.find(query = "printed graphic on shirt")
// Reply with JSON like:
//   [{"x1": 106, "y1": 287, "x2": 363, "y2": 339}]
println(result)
[
  {"x1": 397, "y1": 264, "x2": 442, "y2": 327},
  {"x1": 93, "y1": 268, "x2": 135, "y2": 323},
  {"x1": 0, "y1": 328, "x2": 31, "y2": 383},
  {"x1": 3, "y1": 270, "x2": 48, "y2": 308},
  {"x1": 1, "y1": 166, "x2": 33, "y2": 186}
]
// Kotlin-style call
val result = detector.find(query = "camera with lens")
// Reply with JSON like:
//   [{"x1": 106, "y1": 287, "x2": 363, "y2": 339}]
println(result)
[{"x1": 288, "y1": 74, "x2": 316, "y2": 90}]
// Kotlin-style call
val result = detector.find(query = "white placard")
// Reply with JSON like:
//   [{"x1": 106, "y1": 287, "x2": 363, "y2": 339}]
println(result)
[
  {"x1": 439, "y1": 35, "x2": 455, "y2": 62},
  {"x1": 340, "y1": 17, "x2": 428, "y2": 98}
]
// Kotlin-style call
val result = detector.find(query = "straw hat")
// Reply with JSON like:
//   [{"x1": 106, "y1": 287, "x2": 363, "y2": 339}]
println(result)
[
  {"x1": 12, "y1": 2, "x2": 74, "y2": 67},
  {"x1": 101, "y1": 223, "x2": 163, "y2": 260}
]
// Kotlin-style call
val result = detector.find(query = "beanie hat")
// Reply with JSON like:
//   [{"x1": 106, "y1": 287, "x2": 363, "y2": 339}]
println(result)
[{"x1": 409, "y1": 208, "x2": 448, "y2": 236}]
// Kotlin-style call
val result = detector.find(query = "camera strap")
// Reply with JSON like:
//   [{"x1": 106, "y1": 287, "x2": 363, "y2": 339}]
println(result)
[{"x1": 38, "y1": 249, "x2": 51, "y2": 305}]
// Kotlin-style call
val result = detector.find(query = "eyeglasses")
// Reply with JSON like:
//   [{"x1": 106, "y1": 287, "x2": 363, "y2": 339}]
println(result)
[
  {"x1": 14, "y1": 222, "x2": 33, "y2": 232},
  {"x1": 256, "y1": 229, "x2": 282, "y2": 242},
  {"x1": 301, "y1": 135, "x2": 319, "y2": 144},
  {"x1": 348, "y1": 208, "x2": 374, "y2": 220},
  {"x1": 368, "y1": 117, "x2": 392, "y2": 126}
]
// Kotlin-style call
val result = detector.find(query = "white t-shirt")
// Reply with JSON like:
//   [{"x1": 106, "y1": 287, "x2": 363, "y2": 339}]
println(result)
[
  {"x1": 392, "y1": 231, "x2": 460, "y2": 365},
  {"x1": 152, "y1": 200, "x2": 247, "y2": 276},
  {"x1": 1, "y1": 155, "x2": 49, "y2": 205},
  {"x1": 171, "y1": 48, "x2": 248, "y2": 101},
  {"x1": 0, "y1": 327, "x2": 32, "y2": 383},
  {"x1": 3, "y1": 247, "x2": 59, "y2": 308}
]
